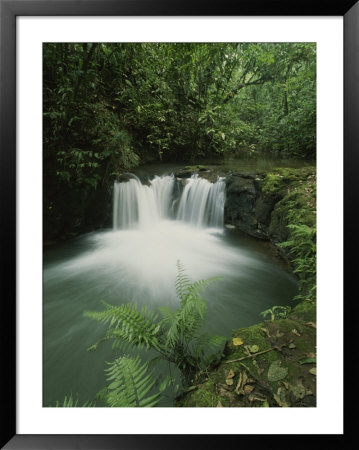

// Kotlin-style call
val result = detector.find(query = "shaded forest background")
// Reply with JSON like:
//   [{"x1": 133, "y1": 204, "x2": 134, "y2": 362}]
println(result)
[{"x1": 43, "y1": 43, "x2": 316, "y2": 240}]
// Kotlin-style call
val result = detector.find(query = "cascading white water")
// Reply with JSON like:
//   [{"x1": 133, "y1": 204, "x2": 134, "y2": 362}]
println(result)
[
  {"x1": 113, "y1": 173, "x2": 226, "y2": 230},
  {"x1": 113, "y1": 174, "x2": 175, "y2": 229},
  {"x1": 176, "y1": 175, "x2": 225, "y2": 228}
]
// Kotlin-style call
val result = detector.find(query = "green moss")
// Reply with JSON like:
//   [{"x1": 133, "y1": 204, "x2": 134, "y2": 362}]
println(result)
[
  {"x1": 262, "y1": 173, "x2": 285, "y2": 194},
  {"x1": 289, "y1": 301, "x2": 316, "y2": 323},
  {"x1": 177, "y1": 316, "x2": 317, "y2": 407},
  {"x1": 177, "y1": 380, "x2": 219, "y2": 407},
  {"x1": 261, "y1": 167, "x2": 315, "y2": 196},
  {"x1": 184, "y1": 165, "x2": 209, "y2": 171},
  {"x1": 229, "y1": 324, "x2": 269, "y2": 355},
  {"x1": 263, "y1": 168, "x2": 316, "y2": 302}
]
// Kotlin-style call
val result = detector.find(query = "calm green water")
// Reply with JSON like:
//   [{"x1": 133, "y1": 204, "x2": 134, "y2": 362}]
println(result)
[
  {"x1": 132, "y1": 157, "x2": 314, "y2": 181},
  {"x1": 43, "y1": 225, "x2": 297, "y2": 407}
]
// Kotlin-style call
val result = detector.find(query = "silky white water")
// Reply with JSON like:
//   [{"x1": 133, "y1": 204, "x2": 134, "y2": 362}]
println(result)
[
  {"x1": 113, "y1": 174, "x2": 225, "y2": 230},
  {"x1": 43, "y1": 172, "x2": 297, "y2": 405}
]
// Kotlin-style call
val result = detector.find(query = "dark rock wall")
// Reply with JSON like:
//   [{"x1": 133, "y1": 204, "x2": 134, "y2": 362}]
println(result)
[
  {"x1": 44, "y1": 184, "x2": 113, "y2": 243},
  {"x1": 224, "y1": 173, "x2": 284, "y2": 242}
]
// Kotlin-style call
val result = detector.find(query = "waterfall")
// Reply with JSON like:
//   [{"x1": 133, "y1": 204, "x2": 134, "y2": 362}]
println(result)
[
  {"x1": 113, "y1": 173, "x2": 225, "y2": 230},
  {"x1": 176, "y1": 175, "x2": 225, "y2": 228}
]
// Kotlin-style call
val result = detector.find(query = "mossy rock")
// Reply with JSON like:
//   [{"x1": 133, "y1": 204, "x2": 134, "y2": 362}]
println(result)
[
  {"x1": 177, "y1": 316, "x2": 316, "y2": 408},
  {"x1": 184, "y1": 165, "x2": 210, "y2": 172},
  {"x1": 289, "y1": 301, "x2": 316, "y2": 323}
]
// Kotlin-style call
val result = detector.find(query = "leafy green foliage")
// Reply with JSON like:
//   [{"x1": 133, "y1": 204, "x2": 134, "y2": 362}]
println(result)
[
  {"x1": 264, "y1": 168, "x2": 316, "y2": 302},
  {"x1": 103, "y1": 356, "x2": 161, "y2": 407},
  {"x1": 43, "y1": 43, "x2": 316, "y2": 241},
  {"x1": 85, "y1": 262, "x2": 225, "y2": 404},
  {"x1": 260, "y1": 305, "x2": 292, "y2": 321},
  {"x1": 281, "y1": 224, "x2": 316, "y2": 301},
  {"x1": 53, "y1": 394, "x2": 95, "y2": 407},
  {"x1": 84, "y1": 302, "x2": 161, "y2": 352},
  {"x1": 52, "y1": 357, "x2": 161, "y2": 408}
]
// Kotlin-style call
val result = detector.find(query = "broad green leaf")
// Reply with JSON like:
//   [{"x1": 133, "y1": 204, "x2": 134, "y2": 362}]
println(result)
[{"x1": 267, "y1": 360, "x2": 288, "y2": 382}]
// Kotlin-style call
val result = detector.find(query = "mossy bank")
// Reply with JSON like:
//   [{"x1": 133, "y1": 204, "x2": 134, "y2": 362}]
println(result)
[{"x1": 177, "y1": 166, "x2": 317, "y2": 407}]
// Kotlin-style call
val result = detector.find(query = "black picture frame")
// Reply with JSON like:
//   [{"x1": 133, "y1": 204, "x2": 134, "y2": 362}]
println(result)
[{"x1": 1, "y1": 0, "x2": 355, "y2": 448}]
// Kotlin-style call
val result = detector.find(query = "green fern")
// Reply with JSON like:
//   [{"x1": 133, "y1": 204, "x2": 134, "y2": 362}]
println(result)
[
  {"x1": 281, "y1": 223, "x2": 316, "y2": 301},
  {"x1": 260, "y1": 305, "x2": 292, "y2": 321},
  {"x1": 103, "y1": 356, "x2": 161, "y2": 407},
  {"x1": 53, "y1": 394, "x2": 96, "y2": 407},
  {"x1": 84, "y1": 301, "x2": 161, "y2": 351},
  {"x1": 85, "y1": 261, "x2": 225, "y2": 400}
]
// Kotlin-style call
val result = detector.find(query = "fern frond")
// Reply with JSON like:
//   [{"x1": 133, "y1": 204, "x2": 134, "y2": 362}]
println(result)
[
  {"x1": 177, "y1": 295, "x2": 206, "y2": 338},
  {"x1": 187, "y1": 277, "x2": 221, "y2": 298},
  {"x1": 176, "y1": 265, "x2": 220, "y2": 309},
  {"x1": 55, "y1": 394, "x2": 78, "y2": 407},
  {"x1": 163, "y1": 313, "x2": 181, "y2": 347},
  {"x1": 53, "y1": 394, "x2": 95, "y2": 407},
  {"x1": 194, "y1": 333, "x2": 226, "y2": 351},
  {"x1": 160, "y1": 296, "x2": 205, "y2": 346},
  {"x1": 158, "y1": 306, "x2": 176, "y2": 323},
  {"x1": 84, "y1": 302, "x2": 161, "y2": 351},
  {"x1": 175, "y1": 260, "x2": 193, "y2": 302},
  {"x1": 163, "y1": 263, "x2": 222, "y2": 349},
  {"x1": 104, "y1": 356, "x2": 161, "y2": 407}
]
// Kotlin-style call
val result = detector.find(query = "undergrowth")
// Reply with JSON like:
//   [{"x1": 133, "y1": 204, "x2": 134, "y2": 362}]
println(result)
[{"x1": 264, "y1": 167, "x2": 316, "y2": 302}]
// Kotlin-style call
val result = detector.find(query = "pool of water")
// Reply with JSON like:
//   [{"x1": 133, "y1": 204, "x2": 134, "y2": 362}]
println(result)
[{"x1": 132, "y1": 157, "x2": 314, "y2": 180}]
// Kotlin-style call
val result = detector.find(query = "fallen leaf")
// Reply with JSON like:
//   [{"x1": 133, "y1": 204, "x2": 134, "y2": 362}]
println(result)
[
  {"x1": 298, "y1": 357, "x2": 316, "y2": 365},
  {"x1": 291, "y1": 329, "x2": 301, "y2": 336},
  {"x1": 242, "y1": 372, "x2": 248, "y2": 386},
  {"x1": 235, "y1": 372, "x2": 243, "y2": 394},
  {"x1": 274, "y1": 387, "x2": 290, "y2": 407},
  {"x1": 275, "y1": 331, "x2": 284, "y2": 338},
  {"x1": 248, "y1": 393, "x2": 267, "y2": 403},
  {"x1": 226, "y1": 369, "x2": 235, "y2": 379},
  {"x1": 261, "y1": 327, "x2": 271, "y2": 338},
  {"x1": 243, "y1": 345, "x2": 251, "y2": 356},
  {"x1": 306, "y1": 352, "x2": 316, "y2": 358},
  {"x1": 247, "y1": 378, "x2": 256, "y2": 384},
  {"x1": 290, "y1": 381, "x2": 306, "y2": 400},
  {"x1": 217, "y1": 401, "x2": 223, "y2": 407},
  {"x1": 309, "y1": 368, "x2": 317, "y2": 376},
  {"x1": 306, "y1": 322, "x2": 316, "y2": 328},
  {"x1": 288, "y1": 343, "x2": 296, "y2": 349},
  {"x1": 233, "y1": 337, "x2": 243, "y2": 346},
  {"x1": 253, "y1": 359, "x2": 264, "y2": 374},
  {"x1": 267, "y1": 360, "x2": 288, "y2": 382},
  {"x1": 235, "y1": 371, "x2": 248, "y2": 395},
  {"x1": 280, "y1": 381, "x2": 290, "y2": 390},
  {"x1": 248, "y1": 345, "x2": 259, "y2": 353},
  {"x1": 225, "y1": 378, "x2": 234, "y2": 386},
  {"x1": 217, "y1": 385, "x2": 232, "y2": 397},
  {"x1": 244, "y1": 385, "x2": 254, "y2": 395}
]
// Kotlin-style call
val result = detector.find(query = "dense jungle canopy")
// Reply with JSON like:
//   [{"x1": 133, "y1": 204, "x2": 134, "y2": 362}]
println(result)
[{"x1": 43, "y1": 42, "x2": 316, "y2": 239}]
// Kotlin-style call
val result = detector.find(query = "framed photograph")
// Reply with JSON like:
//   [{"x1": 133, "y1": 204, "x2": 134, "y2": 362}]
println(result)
[{"x1": 1, "y1": 0, "x2": 355, "y2": 448}]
